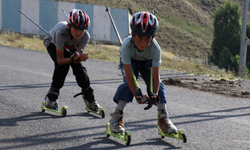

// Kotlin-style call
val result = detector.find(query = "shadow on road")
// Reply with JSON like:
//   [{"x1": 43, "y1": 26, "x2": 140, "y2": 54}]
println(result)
[
  {"x1": 61, "y1": 136, "x2": 182, "y2": 150},
  {"x1": 1, "y1": 105, "x2": 249, "y2": 149},
  {"x1": 0, "y1": 112, "x2": 182, "y2": 149},
  {"x1": 172, "y1": 106, "x2": 250, "y2": 125},
  {"x1": 0, "y1": 78, "x2": 122, "y2": 92},
  {"x1": 0, "y1": 112, "x2": 64, "y2": 126}
]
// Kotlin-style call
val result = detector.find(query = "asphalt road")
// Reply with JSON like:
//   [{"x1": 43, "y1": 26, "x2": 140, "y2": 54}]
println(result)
[{"x1": 0, "y1": 45, "x2": 250, "y2": 150}]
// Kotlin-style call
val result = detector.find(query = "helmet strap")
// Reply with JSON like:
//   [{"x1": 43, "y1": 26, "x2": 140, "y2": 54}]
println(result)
[{"x1": 68, "y1": 25, "x2": 74, "y2": 39}]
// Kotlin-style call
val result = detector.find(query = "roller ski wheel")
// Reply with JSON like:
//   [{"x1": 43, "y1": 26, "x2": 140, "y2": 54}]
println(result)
[
  {"x1": 85, "y1": 105, "x2": 105, "y2": 118},
  {"x1": 105, "y1": 123, "x2": 131, "y2": 146},
  {"x1": 41, "y1": 101, "x2": 68, "y2": 117},
  {"x1": 157, "y1": 125, "x2": 187, "y2": 143}
]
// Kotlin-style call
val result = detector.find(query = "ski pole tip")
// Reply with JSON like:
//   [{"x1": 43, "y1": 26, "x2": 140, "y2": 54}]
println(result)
[{"x1": 106, "y1": 5, "x2": 109, "y2": 11}]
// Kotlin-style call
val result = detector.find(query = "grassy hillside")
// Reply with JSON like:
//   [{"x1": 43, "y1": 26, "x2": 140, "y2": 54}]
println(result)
[{"x1": 66, "y1": 0, "x2": 248, "y2": 62}]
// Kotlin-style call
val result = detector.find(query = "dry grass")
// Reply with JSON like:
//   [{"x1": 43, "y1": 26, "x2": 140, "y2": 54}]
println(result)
[
  {"x1": 1, "y1": 31, "x2": 248, "y2": 79},
  {"x1": 0, "y1": 31, "x2": 213, "y2": 73},
  {"x1": 0, "y1": 32, "x2": 46, "y2": 51}
]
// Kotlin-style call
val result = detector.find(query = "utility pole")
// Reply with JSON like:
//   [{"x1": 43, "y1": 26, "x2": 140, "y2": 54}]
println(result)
[{"x1": 239, "y1": 0, "x2": 249, "y2": 78}]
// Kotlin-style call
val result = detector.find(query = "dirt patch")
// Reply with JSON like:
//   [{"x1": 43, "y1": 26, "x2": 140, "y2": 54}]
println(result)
[{"x1": 162, "y1": 77, "x2": 250, "y2": 98}]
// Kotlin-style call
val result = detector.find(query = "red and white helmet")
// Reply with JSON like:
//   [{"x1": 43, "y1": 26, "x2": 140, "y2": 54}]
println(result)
[
  {"x1": 67, "y1": 9, "x2": 90, "y2": 30},
  {"x1": 130, "y1": 12, "x2": 158, "y2": 36}
]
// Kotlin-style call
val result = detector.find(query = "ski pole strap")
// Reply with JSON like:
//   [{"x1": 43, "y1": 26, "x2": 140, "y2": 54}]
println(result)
[
  {"x1": 78, "y1": 45, "x2": 84, "y2": 53},
  {"x1": 63, "y1": 46, "x2": 74, "y2": 55},
  {"x1": 74, "y1": 92, "x2": 82, "y2": 98}
]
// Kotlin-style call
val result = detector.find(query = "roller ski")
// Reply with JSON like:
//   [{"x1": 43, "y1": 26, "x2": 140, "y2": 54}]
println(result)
[
  {"x1": 157, "y1": 109, "x2": 187, "y2": 143},
  {"x1": 41, "y1": 88, "x2": 68, "y2": 117},
  {"x1": 74, "y1": 87, "x2": 105, "y2": 118},
  {"x1": 157, "y1": 126, "x2": 187, "y2": 143},
  {"x1": 41, "y1": 101, "x2": 68, "y2": 117},
  {"x1": 105, "y1": 108, "x2": 131, "y2": 145},
  {"x1": 105, "y1": 123, "x2": 131, "y2": 146},
  {"x1": 84, "y1": 100, "x2": 105, "y2": 118}
]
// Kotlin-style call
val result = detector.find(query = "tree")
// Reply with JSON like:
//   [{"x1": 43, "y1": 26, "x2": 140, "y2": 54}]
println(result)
[
  {"x1": 218, "y1": 47, "x2": 232, "y2": 70},
  {"x1": 245, "y1": 23, "x2": 250, "y2": 71},
  {"x1": 210, "y1": 0, "x2": 241, "y2": 66},
  {"x1": 231, "y1": 54, "x2": 239, "y2": 74}
]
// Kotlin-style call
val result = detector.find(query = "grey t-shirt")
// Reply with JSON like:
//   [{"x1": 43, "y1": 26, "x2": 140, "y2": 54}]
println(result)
[
  {"x1": 44, "y1": 21, "x2": 90, "y2": 52},
  {"x1": 119, "y1": 35, "x2": 162, "y2": 67}
]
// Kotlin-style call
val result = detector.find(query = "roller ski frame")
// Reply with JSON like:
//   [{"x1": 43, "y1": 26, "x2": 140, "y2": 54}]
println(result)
[
  {"x1": 41, "y1": 102, "x2": 68, "y2": 117},
  {"x1": 85, "y1": 103, "x2": 105, "y2": 118},
  {"x1": 157, "y1": 125, "x2": 187, "y2": 143},
  {"x1": 105, "y1": 123, "x2": 132, "y2": 146}
]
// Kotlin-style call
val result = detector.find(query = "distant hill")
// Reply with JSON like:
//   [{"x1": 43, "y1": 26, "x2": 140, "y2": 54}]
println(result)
[{"x1": 67, "y1": 0, "x2": 249, "y2": 62}]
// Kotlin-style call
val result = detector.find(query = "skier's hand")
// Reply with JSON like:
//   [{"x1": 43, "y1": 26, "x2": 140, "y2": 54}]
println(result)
[
  {"x1": 79, "y1": 52, "x2": 89, "y2": 61},
  {"x1": 150, "y1": 93, "x2": 159, "y2": 103},
  {"x1": 143, "y1": 94, "x2": 158, "y2": 104},
  {"x1": 135, "y1": 95, "x2": 148, "y2": 104},
  {"x1": 135, "y1": 95, "x2": 142, "y2": 101},
  {"x1": 70, "y1": 52, "x2": 81, "y2": 63},
  {"x1": 151, "y1": 95, "x2": 157, "y2": 101},
  {"x1": 143, "y1": 95, "x2": 149, "y2": 100}
]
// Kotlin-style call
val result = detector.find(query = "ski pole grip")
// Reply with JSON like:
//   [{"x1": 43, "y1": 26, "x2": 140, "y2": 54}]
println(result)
[
  {"x1": 144, "y1": 102, "x2": 152, "y2": 110},
  {"x1": 134, "y1": 88, "x2": 147, "y2": 104}
]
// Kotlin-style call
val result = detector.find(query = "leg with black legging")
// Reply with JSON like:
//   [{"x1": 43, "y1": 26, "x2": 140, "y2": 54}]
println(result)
[
  {"x1": 45, "y1": 43, "x2": 70, "y2": 109},
  {"x1": 71, "y1": 62, "x2": 99, "y2": 112}
]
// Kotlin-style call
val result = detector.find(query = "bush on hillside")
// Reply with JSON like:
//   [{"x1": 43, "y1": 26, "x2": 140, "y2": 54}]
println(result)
[{"x1": 210, "y1": 0, "x2": 241, "y2": 67}]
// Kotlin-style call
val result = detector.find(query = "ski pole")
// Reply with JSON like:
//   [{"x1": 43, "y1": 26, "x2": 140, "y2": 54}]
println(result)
[
  {"x1": 144, "y1": 67, "x2": 159, "y2": 110},
  {"x1": 18, "y1": 10, "x2": 49, "y2": 38},
  {"x1": 132, "y1": 70, "x2": 147, "y2": 104},
  {"x1": 18, "y1": 10, "x2": 72, "y2": 54},
  {"x1": 62, "y1": 8, "x2": 67, "y2": 18},
  {"x1": 105, "y1": 5, "x2": 123, "y2": 46}
]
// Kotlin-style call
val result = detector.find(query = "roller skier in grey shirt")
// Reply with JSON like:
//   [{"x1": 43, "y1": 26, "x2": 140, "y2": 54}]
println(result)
[{"x1": 43, "y1": 9, "x2": 101, "y2": 112}]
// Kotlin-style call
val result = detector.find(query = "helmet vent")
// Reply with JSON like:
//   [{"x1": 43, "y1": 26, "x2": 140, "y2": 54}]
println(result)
[
  {"x1": 137, "y1": 14, "x2": 141, "y2": 19},
  {"x1": 75, "y1": 17, "x2": 78, "y2": 25},
  {"x1": 142, "y1": 13, "x2": 147, "y2": 32},
  {"x1": 143, "y1": 23, "x2": 146, "y2": 31}
]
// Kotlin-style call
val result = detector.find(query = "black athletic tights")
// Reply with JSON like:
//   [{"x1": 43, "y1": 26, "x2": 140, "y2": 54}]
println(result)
[{"x1": 46, "y1": 43, "x2": 90, "y2": 90}]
